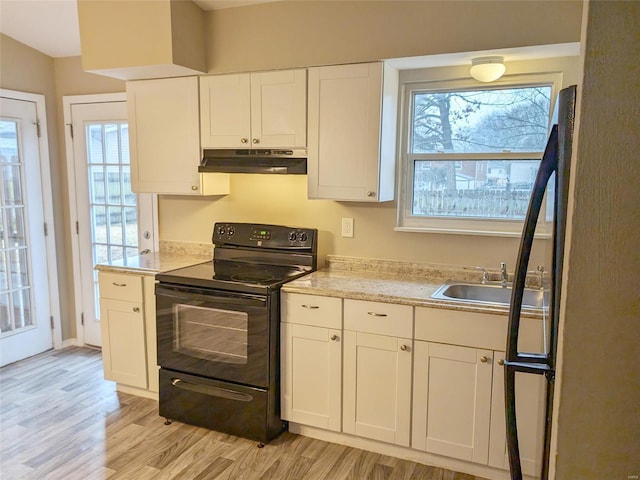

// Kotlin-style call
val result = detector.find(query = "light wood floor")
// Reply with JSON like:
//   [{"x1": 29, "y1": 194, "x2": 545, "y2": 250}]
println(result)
[{"x1": 0, "y1": 347, "x2": 488, "y2": 480}]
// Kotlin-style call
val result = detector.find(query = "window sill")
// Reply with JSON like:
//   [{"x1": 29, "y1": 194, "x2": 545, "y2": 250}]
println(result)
[{"x1": 394, "y1": 225, "x2": 552, "y2": 239}]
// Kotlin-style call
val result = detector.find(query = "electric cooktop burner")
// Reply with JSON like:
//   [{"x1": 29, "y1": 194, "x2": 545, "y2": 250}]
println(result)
[
  {"x1": 156, "y1": 260, "x2": 310, "y2": 293},
  {"x1": 156, "y1": 222, "x2": 318, "y2": 295}
]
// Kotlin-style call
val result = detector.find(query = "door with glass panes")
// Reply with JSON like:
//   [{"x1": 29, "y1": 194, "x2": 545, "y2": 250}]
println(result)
[
  {"x1": 0, "y1": 96, "x2": 53, "y2": 366},
  {"x1": 68, "y1": 99, "x2": 155, "y2": 346}
]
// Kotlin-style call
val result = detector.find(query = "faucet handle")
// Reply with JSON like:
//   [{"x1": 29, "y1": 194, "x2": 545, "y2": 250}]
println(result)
[{"x1": 476, "y1": 267, "x2": 489, "y2": 284}]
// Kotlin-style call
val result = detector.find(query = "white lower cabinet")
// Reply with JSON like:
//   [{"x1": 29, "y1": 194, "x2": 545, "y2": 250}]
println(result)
[
  {"x1": 342, "y1": 299, "x2": 413, "y2": 446},
  {"x1": 412, "y1": 341, "x2": 493, "y2": 463},
  {"x1": 99, "y1": 272, "x2": 147, "y2": 389},
  {"x1": 488, "y1": 351, "x2": 546, "y2": 476},
  {"x1": 98, "y1": 271, "x2": 158, "y2": 395},
  {"x1": 281, "y1": 293, "x2": 342, "y2": 431},
  {"x1": 281, "y1": 293, "x2": 545, "y2": 477}
]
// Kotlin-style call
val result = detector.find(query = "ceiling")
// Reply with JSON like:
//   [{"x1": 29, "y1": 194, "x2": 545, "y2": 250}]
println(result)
[{"x1": 0, "y1": 0, "x2": 278, "y2": 58}]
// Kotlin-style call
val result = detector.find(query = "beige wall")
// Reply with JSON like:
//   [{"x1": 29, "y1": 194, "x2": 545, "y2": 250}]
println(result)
[
  {"x1": 2, "y1": 1, "x2": 583, "y2": 341},
  {"x1": 205, "y1": 0, "x2": 582, "y2": 74},
  {"x1": 553, "y1": 1, "x2": 640, "y2": 477}
]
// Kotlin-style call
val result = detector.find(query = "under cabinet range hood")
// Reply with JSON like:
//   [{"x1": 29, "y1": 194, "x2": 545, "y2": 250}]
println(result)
[{"x1": 199, "y1": 149, "x2": 307, "y2": 174}]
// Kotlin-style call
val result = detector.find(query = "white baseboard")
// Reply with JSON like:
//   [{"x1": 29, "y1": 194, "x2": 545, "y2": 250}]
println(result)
[{"x1": 60, "y1": 338, "x2": 84, "y2": 348}]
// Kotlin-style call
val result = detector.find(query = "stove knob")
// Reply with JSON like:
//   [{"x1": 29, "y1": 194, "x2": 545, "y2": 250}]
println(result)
[
  {"x1": 288, "y1": 231, "x2": 297, "y2": 241},
  {"x1": 227, "y1": 226, "x2": 235, "y2": 236},
  {"x1": 299, "y1": 232, "x2": 307, "y2": 242},
  {"x1": 217, "y1": 226, "x2": 226, "y2": 236}
]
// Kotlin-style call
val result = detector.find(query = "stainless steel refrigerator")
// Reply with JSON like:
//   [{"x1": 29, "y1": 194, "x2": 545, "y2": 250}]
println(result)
[{"x1": 504, "y1": 84, "x2": 577, "y2": 480}]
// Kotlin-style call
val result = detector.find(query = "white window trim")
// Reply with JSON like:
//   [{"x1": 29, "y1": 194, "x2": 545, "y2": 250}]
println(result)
[{"x1": 395, "y1": 72, "x2": 563, "y2": 237}]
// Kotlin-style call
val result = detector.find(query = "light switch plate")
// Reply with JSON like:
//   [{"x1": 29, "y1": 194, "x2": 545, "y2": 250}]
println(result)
[{"x1": 341, "y1": 217, "x2": 354, "y2": 238}]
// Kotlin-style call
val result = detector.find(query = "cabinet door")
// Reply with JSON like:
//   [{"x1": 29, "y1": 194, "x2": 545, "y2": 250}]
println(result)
[
  {"x1": 100, "y1": 298, "x2": 147, "y2": 389},
  {"x1": 127, "y1": 77, "x2": 202, "y2": 194},
  {"x1": 488, "y1": 351, "x2": 546, "y2": 476},
  {"x1": 307, "y1": 62, "x2": 397, "y2": 202},
  {"x1": 200, "y1": 73, "x2": 251, "y2": 148},
  {"x1": 281, "y1": 323, "x2": 342, "y2": 431},
  {"x1": 250, "y1": 69, "x2": 307, "y2": 148},
  {"x1": 343, "y1": 330, "x2": 412, "y2": 446},
  {"x1": 412, "y1": 342, "x2": 492, "y2": 464}
]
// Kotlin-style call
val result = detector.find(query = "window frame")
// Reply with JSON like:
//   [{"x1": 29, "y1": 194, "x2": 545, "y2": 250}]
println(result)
[{"x1": 396, "y1": 73, "x2": 562, "y2": 237}]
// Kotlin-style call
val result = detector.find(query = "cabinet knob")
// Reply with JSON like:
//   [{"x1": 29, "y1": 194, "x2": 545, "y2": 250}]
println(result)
[
  {"x1": 400, "y1": 344, "x2": 409, "y2": 351},
  {"x1": 241, "y1": 138, "x2": 248, "y2": 143},
  {"x1": 191, "y1": 185, "x2": 198, "y2": 191},
  {"x1": 366, "y1": 191, "x2": 375, "y2": 197},
  {"x1": 480, "y1": 355, "x2": 489, "y2": 363},
  {"x1": 330, "y1": 334, "x2": 339, "y2": 341},
  {"x1": 498, "y1": 359, "x2": 505, "y2": 366},
  {"x1": 252, "y1": 138, "x2": 260, "y2": 144},
  {"x1": 133, "y1": 307, "x2": 140, "y2": 313}
]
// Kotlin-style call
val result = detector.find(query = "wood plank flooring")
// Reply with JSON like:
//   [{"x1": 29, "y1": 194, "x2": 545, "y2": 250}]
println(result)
[{"x1": 0, "y1": 347, "x2": 488, "y2": 480}]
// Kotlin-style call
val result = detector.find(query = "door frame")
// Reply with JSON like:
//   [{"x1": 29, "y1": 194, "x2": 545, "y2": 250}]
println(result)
[
  {"x1": 63, "y1": 92, "x2": 159, "y2": 346},
  {"x1": 0, "y1": 88, "x2": 62, "y2": 350}
]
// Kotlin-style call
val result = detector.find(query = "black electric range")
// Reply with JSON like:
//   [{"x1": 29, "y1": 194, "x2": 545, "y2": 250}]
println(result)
[{"x1": 155, "y1": 222, "x2": 317, "y2": 444}]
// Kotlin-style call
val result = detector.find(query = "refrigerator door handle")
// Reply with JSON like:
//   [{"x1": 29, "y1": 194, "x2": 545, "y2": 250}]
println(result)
[{"x1": 505, "y1": 125, "x2": 558, "y2": 480}]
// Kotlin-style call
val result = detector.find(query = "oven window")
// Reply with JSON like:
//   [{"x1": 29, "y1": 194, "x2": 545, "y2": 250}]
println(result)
[{"x1": 173, "y1": 304, "x2": 248, "y2": 364}]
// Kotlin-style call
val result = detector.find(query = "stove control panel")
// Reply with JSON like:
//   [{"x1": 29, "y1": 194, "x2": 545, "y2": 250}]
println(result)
[{"x1": 213, "y1": 223, "x2": 317, "y2": 251}]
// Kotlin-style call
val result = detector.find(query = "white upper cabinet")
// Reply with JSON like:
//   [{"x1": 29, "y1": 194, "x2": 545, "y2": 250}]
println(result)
[
  {"x1": 127, "y1": 76, "x2": 229, "y2": 195},
  {"x1": 200, "y1": 69, "x2": 307, "y2": 149},
  {"x1": 307, "y1": 62, "x2": 399, "y2": 202}
]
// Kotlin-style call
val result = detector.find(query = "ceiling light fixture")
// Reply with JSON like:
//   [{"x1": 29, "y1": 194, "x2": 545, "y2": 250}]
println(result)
[{"x1": 470, "y1": 56, "x2": 506, "y2": 83}]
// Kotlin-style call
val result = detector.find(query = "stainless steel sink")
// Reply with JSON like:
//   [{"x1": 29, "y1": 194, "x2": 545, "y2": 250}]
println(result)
[{"x1": 431, "y1": 281, "x2": 548, "y2": 308}]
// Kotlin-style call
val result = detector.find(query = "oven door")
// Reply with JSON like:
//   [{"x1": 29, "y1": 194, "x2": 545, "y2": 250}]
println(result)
[{"x1": 156, "y1": 283, "x2": 271, "y2": 387}]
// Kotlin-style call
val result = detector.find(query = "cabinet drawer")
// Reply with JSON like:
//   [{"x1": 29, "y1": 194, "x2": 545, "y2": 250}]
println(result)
[
  {"x1": 99, "y1": 272, "x2": 143, "y2": 303},
  {"x1": 281, "y1": 293, "x2": 342, "y2": 329},
  {"x1": 344, "y1": 299, "x2": 412, "y2": 337},
  {"x1": 415, "y1": 307, "x2": 543, "y2": 352}
]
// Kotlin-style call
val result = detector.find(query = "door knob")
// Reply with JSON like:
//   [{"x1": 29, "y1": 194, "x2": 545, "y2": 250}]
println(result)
[
  {"x1": 480, "y1": 355, "x2": 489, "y2": 363},
  {"x1": 330, "y1": 335, "x2": 338, "y2": 341},
  {"x1": 241, "y1": 138, "x2": 248, "y2": 143},
  {"x1": 400, "y1": 344, "x2": 409, "y2": 351},
  {"x1": 133, "y1": 307, "x2": 140, "y2": 313},
  {"x1": 252, "y1": 138, "x2": 260, "y2": 144}
]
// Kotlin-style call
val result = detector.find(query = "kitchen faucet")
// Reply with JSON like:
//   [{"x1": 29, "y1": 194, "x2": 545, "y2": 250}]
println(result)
[{"x1": 500, "y1": 262, "x2": 509, "y2": 287}]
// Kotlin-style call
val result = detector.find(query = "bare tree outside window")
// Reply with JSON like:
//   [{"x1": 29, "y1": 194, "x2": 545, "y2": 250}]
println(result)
[{"x1": 409, "y1": 85, "x2": 552, "y2": 219}]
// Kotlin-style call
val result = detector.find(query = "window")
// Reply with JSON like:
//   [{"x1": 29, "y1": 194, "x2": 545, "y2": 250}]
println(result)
[{"x1": 397, "y1": 75, "x2": 560, "y2": 236}]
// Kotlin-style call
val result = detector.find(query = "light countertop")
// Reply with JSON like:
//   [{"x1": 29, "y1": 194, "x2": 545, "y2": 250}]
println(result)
[
  {"x1": 283, "y1": 256, "x2": 544, "y2": 319},
  {"x1": 94, "y1": 250, "x2": 211, "y2": 276}
]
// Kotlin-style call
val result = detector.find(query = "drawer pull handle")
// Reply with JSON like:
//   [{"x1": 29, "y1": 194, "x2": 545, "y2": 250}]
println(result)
[
  {"x1": 302, "y1": 304, "x2": 319, "y2": 309},
  {"x1": 367, "y1": 312, "x2": 387, "y2": 317},
  {"x1": 112, "y1": 282, "x2": 127, "y2": 287},
  {"x1": 330, "y1": 334, "x2": 339, "y2": 341},
  {"x1": 400, "y1": 344, "x2": 409, "y2": 351},
  {"x1": 133, "y1": 307, "x2": 140, "y2": 313},
  {"x1": 480, "y1": 356, "x2": 489, "y2": 363}
]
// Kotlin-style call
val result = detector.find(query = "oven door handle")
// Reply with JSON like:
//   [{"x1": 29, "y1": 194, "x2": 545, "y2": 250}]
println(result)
[
  {"x1": 170, "y1": 378, "x2": 253, "y2": 402},
  {"x1": 155, "y1": 285, "x2": 267, "y2": 308}
]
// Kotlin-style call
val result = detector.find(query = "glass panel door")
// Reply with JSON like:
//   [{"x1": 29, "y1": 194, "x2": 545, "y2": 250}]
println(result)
[
  {"x1": 86, "y1": 121, "x2": 138, "y2": 321},
  {"x1": 0, "y1": 119, "x2": 34, "y2": 334},
  {"x1": 0, "y1": 95, "x2": 52, "y2": 366},
  {"x1": 69, "y1": 99, "x2": 156, "y2": 347}
]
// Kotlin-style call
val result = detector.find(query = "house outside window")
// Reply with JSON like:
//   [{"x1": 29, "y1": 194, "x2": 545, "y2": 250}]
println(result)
[{"x1": 397, "y1": 74, "x2": 561, "y2": 236}]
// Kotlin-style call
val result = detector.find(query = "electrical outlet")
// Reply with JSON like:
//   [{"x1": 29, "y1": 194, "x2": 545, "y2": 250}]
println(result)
[{"x1": 341, "y1": 217, "x2": 354, "y2": 238}]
